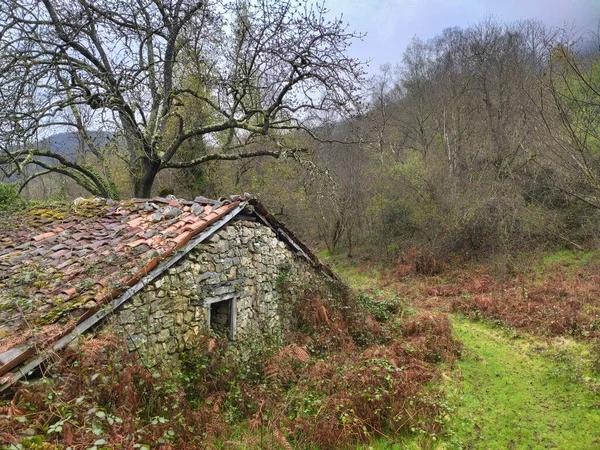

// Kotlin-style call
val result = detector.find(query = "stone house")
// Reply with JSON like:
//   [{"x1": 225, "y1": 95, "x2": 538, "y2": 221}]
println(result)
[{"x1": 0, "y1": 195, "x2": 336, "y2": 391}]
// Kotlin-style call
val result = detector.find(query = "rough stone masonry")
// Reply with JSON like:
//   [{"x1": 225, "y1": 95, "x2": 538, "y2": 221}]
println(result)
[{"x1": 111, "y1": 220, "x2": 323, "y2": 366}]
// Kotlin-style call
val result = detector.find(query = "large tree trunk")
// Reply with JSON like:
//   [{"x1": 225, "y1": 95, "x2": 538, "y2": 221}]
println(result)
[{"x1": 135, "y1": 158, "x2": 161, "y2": 198}]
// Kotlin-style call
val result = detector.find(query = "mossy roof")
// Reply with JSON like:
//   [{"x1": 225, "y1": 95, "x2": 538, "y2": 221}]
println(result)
[{"x1": 0, "y1": 196, "x2": 241, "y2": 381}]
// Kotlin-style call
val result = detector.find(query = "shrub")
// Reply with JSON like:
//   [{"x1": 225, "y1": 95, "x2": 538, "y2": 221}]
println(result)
[
  {"x1": 1, "y1": 288, "x2": 461, "y2": 449},
  {"x1": 0, "y1": 333, "x2": 219, "y2": 449},
  {"x1": 0, "y1": 182, "x2": 26, "y2": 213}
]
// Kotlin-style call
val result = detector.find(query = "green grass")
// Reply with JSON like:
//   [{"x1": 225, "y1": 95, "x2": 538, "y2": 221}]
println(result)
[
  {"x1": 319, "y1": 251, "x2": 384, "y2": 290},
  {"x1": 541, "y1": 249, "x2": 599, "y2": 269},
  {"x1": 445, "y1": 318, "x2": 600, "y2": 449},
  {"x1": 330, "y1": 258, "x2": 600, "y2": 449},
  {"x1": 356, "y1": 439, "x2": 411, "y2": 449},
  {"x1": 356, "y1": 318, "x2": 600, "y2": 450}
]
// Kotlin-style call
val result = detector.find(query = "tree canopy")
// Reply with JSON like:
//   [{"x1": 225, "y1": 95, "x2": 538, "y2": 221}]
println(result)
[{"x1": 0, "y1": 0, "x2": 366, "y2": 198}]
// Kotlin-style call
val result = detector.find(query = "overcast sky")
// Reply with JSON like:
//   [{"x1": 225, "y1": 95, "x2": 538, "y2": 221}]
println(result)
[{"x1": 325, "y1": 0, "x2": 600, "y2": 74}]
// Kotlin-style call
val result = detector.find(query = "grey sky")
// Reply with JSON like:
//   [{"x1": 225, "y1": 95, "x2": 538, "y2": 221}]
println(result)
[{"x1": 325, "y1": 0, "x2": 600, "y2": 73}]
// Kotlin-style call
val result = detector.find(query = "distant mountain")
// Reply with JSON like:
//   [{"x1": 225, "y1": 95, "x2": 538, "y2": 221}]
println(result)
[
  {"x1": 38, "y1": 131, "x2": 114, "y2": 160},
  {"x1": 0, "y1": 131, "x2": 114, "y2": 182}
]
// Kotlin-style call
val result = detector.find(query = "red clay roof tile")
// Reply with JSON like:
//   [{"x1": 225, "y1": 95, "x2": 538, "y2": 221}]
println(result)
[
  {"x1": 32, "y1": 232, "x2": 56, "y2": 241},
  {"x1": 0, "y1": 196, "x2": 243, "y2": 378},
  {"x1": 61, "y1": 287, "x2": 78, "y2": 297}
]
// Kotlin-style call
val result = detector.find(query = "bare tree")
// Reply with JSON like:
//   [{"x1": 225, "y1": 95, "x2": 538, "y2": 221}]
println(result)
[
  {"x1": 533, "y1": 32, "x2": 600, "y2": 209},
  {"x1": 0, "y1": 0, "x2": 366, "y2": 198}
]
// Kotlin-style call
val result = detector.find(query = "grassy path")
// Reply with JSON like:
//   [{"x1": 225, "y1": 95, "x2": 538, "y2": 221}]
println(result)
[
  {"x1": 329, "y1": 257, "x2": 600, "y2": 449},
  {"x1": 445, "y1": 318, "x2": 600, "y2": 449}
]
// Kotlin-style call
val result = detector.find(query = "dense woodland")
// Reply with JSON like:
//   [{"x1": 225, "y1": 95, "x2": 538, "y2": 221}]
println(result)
[
  {"x1": 207, "y1": 21, "x2": 600, "y2": 262},
  {"x1": 2, "y1": 11, "x2": 600, "y2": 263}
]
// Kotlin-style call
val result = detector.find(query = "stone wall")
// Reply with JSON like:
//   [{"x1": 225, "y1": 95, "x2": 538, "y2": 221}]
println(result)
[{"x1": 111, "y1": 220, "x2": 324, "y2": 366}]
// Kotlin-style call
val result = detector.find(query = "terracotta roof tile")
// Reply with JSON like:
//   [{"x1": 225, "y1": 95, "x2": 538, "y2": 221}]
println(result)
[
  {"x1": 32, "y1": 232, "x2": 56, "y2": 241},
  {"x1": 0, "y1": 196, "x2": 243, "y2": 377},
  {"x1": 56, "y1": 260, "x2": 74, "y2": 270},
  {"x1": 50, "y1": 249, "x2": 71, "y2": 259},
  {"x1": 60, "y1": 287, "x2": 78, "y2": 297},
  {"x1": 170, "y1": 233, "x2": 190, "y2": 247},
  {"x1": 126, "y1": 239, "x2": 148, "y2": 248}
]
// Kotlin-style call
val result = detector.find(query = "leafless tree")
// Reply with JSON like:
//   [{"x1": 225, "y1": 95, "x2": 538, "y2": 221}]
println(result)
[
  {"x1": 532, "y1": 32, "x2": 600, "y2": 209},
  {"x1": 0, "y1": 0, "x2": 366, "y2": 198}
]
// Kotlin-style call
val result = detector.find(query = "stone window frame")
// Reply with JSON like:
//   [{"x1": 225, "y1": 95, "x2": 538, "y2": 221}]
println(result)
[{"x1": 204, "y1": 294, "x2": 237, "y2": 340}]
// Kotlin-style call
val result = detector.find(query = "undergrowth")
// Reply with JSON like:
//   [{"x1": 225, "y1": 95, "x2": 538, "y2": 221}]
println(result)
[
  {"x1": 370, "y1": 249, "x2": 600, "y2": 341},
  {"x1": 0, "y1": 287, "x2": 461, "y2": 449},
  {"x1": 0, "y1": 333, "x2": 209, "y2": 449},
  {"x1": 448, "y1": 262, "x2": 600, "y2": 339},
  {"x1": 326, "y1": 248, "x2": 600, "y2": 449}
]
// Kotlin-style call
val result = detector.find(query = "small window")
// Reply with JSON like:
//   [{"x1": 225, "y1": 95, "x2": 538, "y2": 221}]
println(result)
[{"x1": 206, "y1": 297, "x2": 236, "y2": 340}]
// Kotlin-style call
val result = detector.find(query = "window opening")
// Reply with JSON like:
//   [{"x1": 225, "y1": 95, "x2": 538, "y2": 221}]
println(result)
[{"x1": 207, "y1": 296, "x2": 236, "y2": 340}]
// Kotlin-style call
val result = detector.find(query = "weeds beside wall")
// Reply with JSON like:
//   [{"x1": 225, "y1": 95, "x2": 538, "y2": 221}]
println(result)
[{"x1": 0, "y1": 283, "x2": 461, "y2": 449}]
